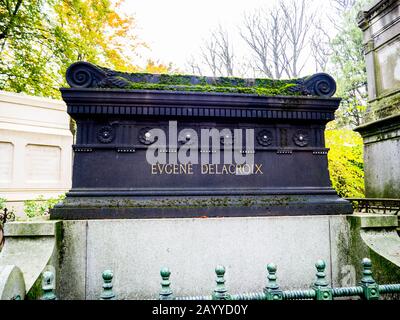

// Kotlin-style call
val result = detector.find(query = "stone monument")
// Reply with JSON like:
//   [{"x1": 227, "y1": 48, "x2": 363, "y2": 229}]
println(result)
[
  {"x1": 0, "y1": 90, "x2": 73, "y2": 215},
  {"x1": 51, "y1": 61, "x2": 352, "y2": 219},
  {"x1": 2, "y1": 62, "x2": 400, "y2": 300},
  {"x1": 356, "y1": 0, "x2": 400, "y2": 198}
]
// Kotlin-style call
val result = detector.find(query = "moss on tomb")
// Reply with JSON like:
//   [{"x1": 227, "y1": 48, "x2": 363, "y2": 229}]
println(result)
[
  {"x1": 111, "y1": 73, "x2": 302, "y2": 96},
  {"x1": 65, "y1": 195, "x2": 305, "y2": 209},
  {"x1": 365, "y1": 91, "x2": 400, "y2": 122}
]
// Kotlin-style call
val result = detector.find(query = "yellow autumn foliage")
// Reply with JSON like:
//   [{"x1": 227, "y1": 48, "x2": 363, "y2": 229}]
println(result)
[{"x1": 325, "y1": 129, "x2": 365, "y2": 198}]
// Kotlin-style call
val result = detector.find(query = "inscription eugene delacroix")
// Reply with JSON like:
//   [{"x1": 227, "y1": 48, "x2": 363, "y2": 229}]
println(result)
[
  {"x1": 50, "y1": 61, "x2": 353, "y2": 220},
  {"x1": 143, "y1": 120, "x2": 263, "y2": 176},
  {"x1": 151, "y1": 163, "x2": 264, "y2": 176}
]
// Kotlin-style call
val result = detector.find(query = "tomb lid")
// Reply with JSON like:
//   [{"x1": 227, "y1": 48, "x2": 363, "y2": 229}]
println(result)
[{"x1": 65, "y1": 61, "x2": 337, "y2": 97}]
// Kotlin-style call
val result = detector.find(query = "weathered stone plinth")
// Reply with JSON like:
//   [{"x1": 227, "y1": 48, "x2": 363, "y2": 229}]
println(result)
[
  {"x1": 1, "y1": 214, "x2": 399, "y2": 299},
  {"x1": 58, "y1": 215, "x2": 351, "y2": 299}
]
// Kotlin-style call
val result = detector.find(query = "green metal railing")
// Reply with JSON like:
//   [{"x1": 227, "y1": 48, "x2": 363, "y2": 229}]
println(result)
[
  {"x1": 155, "y1": 259, "x2": 400, "y2": 301},
  {"x1": 0, "y1": 208, "x2": 15, "y2": 249},
  {"x1": 346, "y1": 198, "x2": 400, "y2": 215},
  {"x1": 39, "y1": 258, "x2": 400, "y2": 300}
]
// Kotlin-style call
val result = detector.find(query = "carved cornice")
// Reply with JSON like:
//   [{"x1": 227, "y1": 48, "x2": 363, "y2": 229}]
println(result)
[
  {"x1": 61, "y1": 88, "x2": 340, "y2": 124},
  {"x1": 357, "y1": 0, "x2": 399, "y2": 30},
  {"x1": 65, "y1": 104, "x2": 336, "y2": 122},
  {"x1": 355, "y1": 113, "x2": 400, "y2": 138},
  {"x1": 65, "y1": 61, "x2": 337, "y2": 97}
]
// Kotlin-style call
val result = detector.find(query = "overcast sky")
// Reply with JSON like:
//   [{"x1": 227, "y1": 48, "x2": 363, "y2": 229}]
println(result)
[{"x1": 120, "y1": 0, "x2": 335, "y2": 77}]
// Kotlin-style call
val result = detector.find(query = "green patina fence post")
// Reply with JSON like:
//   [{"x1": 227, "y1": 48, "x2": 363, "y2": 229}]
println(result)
[
  {"x1": 153, "y1": 258, "x2": 400, "y2": 300},
  {"x1": 360, "y1": 258, "x2": 380, "y2": 300},
  {"x1": 159, "y1": 267, "x2": 174, "y2": 300},
  {"x1": 100, "y1": 270, "x2": 116, "y2": 300},
  {"x1": 212, "y1": 265, "x2": 230, "y2": 300},
  {"x1": 264, "y1": 263, "x2": 283, "y2": 300},
  {"x1": 40, "y1": 271, "x2": 57, "y2": 300},
  {"x1": 312, "y1": 260, "x2": 333, "y2": 300}
]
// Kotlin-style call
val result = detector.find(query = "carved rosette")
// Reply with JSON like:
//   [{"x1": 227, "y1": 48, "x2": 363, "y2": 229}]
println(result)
[
  {"x1": 257, "y1": 130, "x2": 273, "y2": 146},
  {"x1": 293, "y1": 130, "x2": 309, "y2": 147},
  {"x1": 138, "y1": 127, "x2": 155, "y2": 145},
  {"x1": 97, "y1": 126, "x2": 114, "y2": 144}
]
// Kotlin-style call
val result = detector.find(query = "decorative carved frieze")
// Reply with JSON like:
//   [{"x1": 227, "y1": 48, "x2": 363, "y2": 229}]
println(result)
[{"x1": 73, "y1": 122, "x2": 326, "y2": 152}]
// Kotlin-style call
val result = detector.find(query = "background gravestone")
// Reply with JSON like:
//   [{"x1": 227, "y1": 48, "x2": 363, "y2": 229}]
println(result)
[
  {"x1": 356, "y1": 0, "x2": 400, "y2": 198},
  {"x1": 0, "y1": 91, "x2": 72, "y2": 216}
]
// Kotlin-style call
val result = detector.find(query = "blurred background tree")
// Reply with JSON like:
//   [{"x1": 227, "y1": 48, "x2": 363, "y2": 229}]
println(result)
[
  {"x1": 324, "y1": 0, "x2": 370, "y2": 197},
  {"x1": 328, "y1": 0, "x2": 369, "y2": 128},
  {"x1": 0, "y1": 0, "x2": 174, "y2": 98},
  {"x1": 325, "y1": 129, "x2": 365, "y2": 198}
]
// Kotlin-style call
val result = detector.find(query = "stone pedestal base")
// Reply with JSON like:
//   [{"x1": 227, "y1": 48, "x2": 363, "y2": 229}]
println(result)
[
  {"x1": 58, "y1": 215, "x2": 351, "y2": 299},
  {"x1": 51, "y1": 194, "x2": 352, "y2": 219}
]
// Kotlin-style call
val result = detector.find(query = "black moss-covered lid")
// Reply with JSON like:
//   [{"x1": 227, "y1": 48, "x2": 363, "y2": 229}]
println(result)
[{"x1": 65, "y1": 61, "x2": 337, "y2": 97}]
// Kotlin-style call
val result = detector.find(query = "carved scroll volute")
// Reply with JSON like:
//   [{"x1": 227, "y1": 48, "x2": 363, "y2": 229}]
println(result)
[
  {"x1": 302, "y1": 73, "x2": 337, "y2": 97},
  {"x1": 66, "y1": 61, "x2": 107, "y2": 88}
]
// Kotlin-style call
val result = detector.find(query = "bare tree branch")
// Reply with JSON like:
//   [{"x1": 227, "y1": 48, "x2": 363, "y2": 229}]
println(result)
[
  {"x1": 310, "y1": 20, "x2": 333, "y2": 72},
  {"x1": 240, "y1": 0, "x2": 317, "y2": 79},
  {"x1": 327, "y1": 0, "x2": 357, "y2": 31},
  {"x1": 279, "y1": 0, "x2": 315, "y2": 77},
  {"x1": 200, "y1": 35, "x2": 222, "y2": 76},
  {"x1": 196, "y1": 25, "x2": 236, "y2": 77},
  {"x1": 213, "y1": 26, "x2": 235, "y2": 76},
  {"x1": 240, "y1": 7, "x2": 289, "y2": 78},
  {"x1": 186, "y1": 55, "x2": 203, "y2": 76}
]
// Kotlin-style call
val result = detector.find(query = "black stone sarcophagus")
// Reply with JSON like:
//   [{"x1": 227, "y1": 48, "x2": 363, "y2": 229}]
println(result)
[{"x1": 51, "y1": 61, "x2": 352, "y2": 219}]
